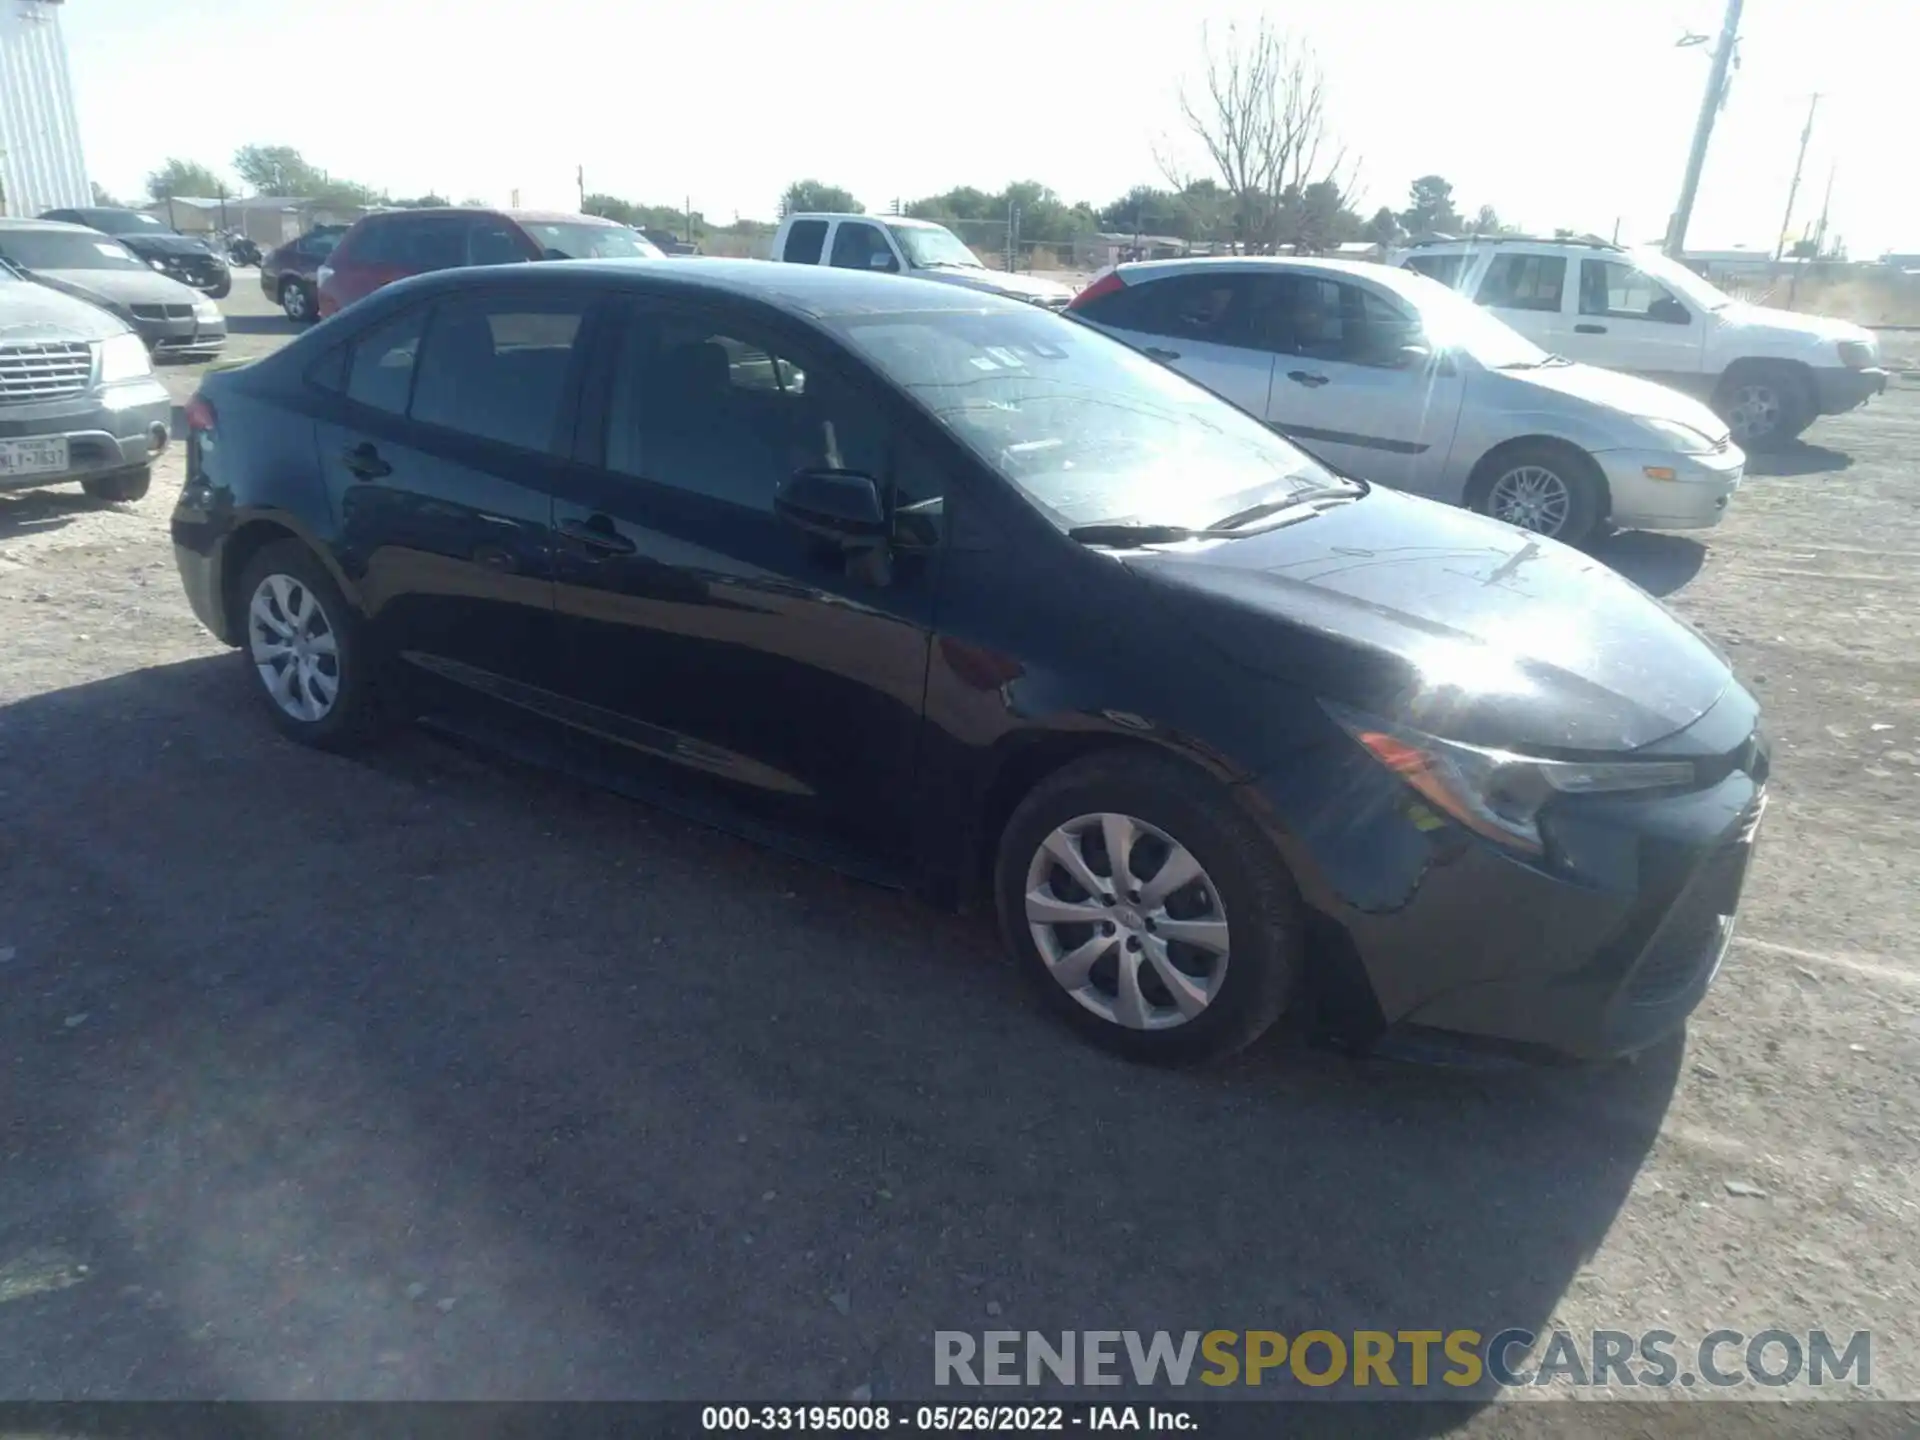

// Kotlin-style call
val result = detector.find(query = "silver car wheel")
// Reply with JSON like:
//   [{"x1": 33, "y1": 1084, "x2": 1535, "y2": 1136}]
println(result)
[
  {"x1": 1023, "y1": 811, "x2": 1230, "y2": 1031},
  {"x1": 248, "y1": 573, "x2": 341, "y2": 723},
  {"x1": 282, "y1": 283, "x2": 311, "y2": 321},
  {"x1": 1727, "y1": 382, "x2": 1781, "y2": 444},
  {"x1": 1487, "y1": 464, "x2": 1573, "y2": 536}
]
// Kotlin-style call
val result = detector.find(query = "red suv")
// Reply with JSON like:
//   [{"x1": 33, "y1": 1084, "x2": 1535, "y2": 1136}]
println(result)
[{"x1": 316, "y1": 208, "x2": 662, "y2": 318}]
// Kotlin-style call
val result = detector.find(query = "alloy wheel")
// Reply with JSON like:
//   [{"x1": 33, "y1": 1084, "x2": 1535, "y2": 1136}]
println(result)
[
  {"x1": 1726, "y1": 383, "x2": 1781, "y2": 444},
  {"x1": 248, "y1": 573, "x2": 341, "y2": 722},
  {"x1": 1486, "y1": 465, "x2": 1573, "y2": 536},
  {"x1": 283, "y1": 284, "x2": 310, "y2": 321},
  {"x1": 1023, "y1": 811, "x2": 1231, "y2": 1031}
]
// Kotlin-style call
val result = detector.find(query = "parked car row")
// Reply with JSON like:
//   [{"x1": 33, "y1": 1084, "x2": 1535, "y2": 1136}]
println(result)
[
  {"x1": 165, "y1": 256, "x2": 1769, "y2": 1069},
  {"x1": 0, "y1": 218, "x2": 227, "y2": 360}
]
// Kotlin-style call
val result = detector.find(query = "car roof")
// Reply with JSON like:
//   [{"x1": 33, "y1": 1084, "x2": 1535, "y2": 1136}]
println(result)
[
  {"x1": 0, "y1": 217, "x2": 104, "y2": 234},
  {"x1": 384, "y1": 256, "x2": 1032, "y2": 320},
  {"x1": 359, "y1": 207, "x2": 620, "y2": 226},
  {"x1": 782, "y1": 213, "x2": 937, "y2": 228},
  {"x1": 1114, "y1": 255, "x2": 1410, "y2": 285}
]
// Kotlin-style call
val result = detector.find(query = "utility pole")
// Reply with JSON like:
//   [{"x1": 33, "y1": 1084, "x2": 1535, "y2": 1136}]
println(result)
[
  {"x1": 577, "y1": 165, "x2": 585, "y2": 211},
  {"x1": 1812, "y1": 164, "x2": 1836, "y2": 257},
  {"x1": 1772, "y1": 93, "x2": 1820, "y2": 260},
  {"x1": 1663, "y1": 0, "x2": 1743, "y2": 259}
]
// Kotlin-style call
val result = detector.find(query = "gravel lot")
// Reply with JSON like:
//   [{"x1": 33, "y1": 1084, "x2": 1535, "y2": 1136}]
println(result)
[{"x1": 1, "y1": 282, "x2": 1916, "y2": 1427}]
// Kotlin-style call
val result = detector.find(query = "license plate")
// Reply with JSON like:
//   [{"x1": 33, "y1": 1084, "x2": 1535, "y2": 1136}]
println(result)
[{"x1": 0, "y1": 437, "x2": 69, "y2": 477}]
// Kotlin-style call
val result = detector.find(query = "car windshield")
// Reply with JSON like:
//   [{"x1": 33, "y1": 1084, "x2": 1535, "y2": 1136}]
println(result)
[
  {"x1": 1626, "y1": 247, "x2": 1736, "y2": 311},
  {"x1": 1387, "y1": 271, "x2": 1552, "y2": 368},
  {"x1": 521, "y1": 222, "x2": 661, "y2": 260},
  {"x1": 828, "y1": 306, "x2": 1338, "y2": 530},
  {"x1": 888, "y1": 223, "x2": 983, "y2": 269},
  {"x1": 0, "y1": 231, "x2": 152, "y2": 272}
]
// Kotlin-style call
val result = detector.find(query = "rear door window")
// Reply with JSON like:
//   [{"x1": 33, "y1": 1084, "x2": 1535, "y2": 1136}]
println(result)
[
  {"x1": 1475, "y1": 253, "x2": 1567, "y2": 312},
  {"x1": 344, "y1": 308, "x2": 426, "y2": 414},
  {"x1": 400, "y1": 219, "x2": 469, "y2": 272},
  {"x1": 409, "y1": 294, "x2": 589, "y2": 453},
  {"x1": 781, "y1": 219, "x2": 828, "y2": 264},
  {"x1": 1102, "y1": 273, "x2": 1261, "y2": 349}
]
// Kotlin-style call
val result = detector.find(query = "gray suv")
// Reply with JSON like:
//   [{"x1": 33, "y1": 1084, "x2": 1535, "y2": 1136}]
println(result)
[{"x1": 0, "y1": 261, "x2": 172, "y2": 502}]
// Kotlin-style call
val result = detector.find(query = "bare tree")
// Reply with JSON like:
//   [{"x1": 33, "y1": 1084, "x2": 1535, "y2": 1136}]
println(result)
[{"x1": 1164, "y1": 22, "x2": 1354, "y2": 251}]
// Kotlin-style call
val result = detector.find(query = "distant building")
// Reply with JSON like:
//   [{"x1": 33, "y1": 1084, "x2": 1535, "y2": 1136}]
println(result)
[
  {"x1": 149, "y1": 195, "x2": 372, "y2": 247},
  {"x1": 0, "y1": 0, "x2": 89, "y2": 216}
]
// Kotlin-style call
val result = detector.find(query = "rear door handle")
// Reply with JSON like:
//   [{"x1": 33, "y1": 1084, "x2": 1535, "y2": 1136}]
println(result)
[
  {"x1": 1141, "y1": 346, "x2": 1181, "y2": 362},
  {"x1": 341, "y1": 442, "x2": 391, "y2": 480},
  {"x1": 1574, "y1": 323, "x2": 1607, "y2": 334},
  {"x1": 1286, "y1": 370, "x2": 1330, "y2": 387},
  {"x1": 559, "y1": 515, "x2": 636, "y2": 555}
]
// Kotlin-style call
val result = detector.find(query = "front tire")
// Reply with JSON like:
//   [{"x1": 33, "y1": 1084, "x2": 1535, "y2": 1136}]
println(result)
[
  {"x1": 81, "y1": 466, "x2": 151, "y2": 503},
  {"x1": 1715, "y1": 363, "x2": 1812, "y2": 451},
  {"x1": 280, "y1": 279, "x2": 315, "y2": 323},
  {"x1": 236, "y1": 540, "x2": 382, "y2": 751},
  {"x1": 1469, "y1": 440, "x2": 1605, "y2": 547},
  {"x1": 201, "y1": 273, "x2": 233, "y2": 300},
  {"x1": 994, "y1": 751, "x2": 1300, "y2": 1064}
]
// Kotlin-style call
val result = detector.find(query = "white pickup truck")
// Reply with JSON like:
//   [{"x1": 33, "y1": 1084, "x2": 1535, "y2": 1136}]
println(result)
[
  {"x1": 770, "y1": 213, "x2": 1074, "y2": 309},
  {"x1": 1388, "y1": 236, "x2": 1889, "y2": 450}
]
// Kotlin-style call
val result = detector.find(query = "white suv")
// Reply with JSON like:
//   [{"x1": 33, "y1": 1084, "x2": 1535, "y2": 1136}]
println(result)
[{"x1": 1388, "y1": 237, "x2": 1888, "y2": 450}]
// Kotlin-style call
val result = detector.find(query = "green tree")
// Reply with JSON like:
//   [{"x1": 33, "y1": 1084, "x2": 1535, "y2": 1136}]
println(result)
[
  {"x1": 1398, "y1": 175, "x2": 1463, "y2": 237},
  {"x1": 1363, "y1": 205, "x2": 1402, "y2": 245},
  {"x1": 233, "y1": 144, "x2": 378, "y2": 208},
  {"x1": 146, "y1": 158, "x2": 226, "y2": 201},
  {"x1": 1465, "y1": 203, "x2": 1509, "y2": 236},
  {"x1": 781, "y1": 180, "x2": 862, "y2": 216},
  {"x1": 389, "y1": 194, "x2": 450, "y2": 209},
  {"x1": 582, "y1": 193, "x2": 638, "y2": 225},
  {"x1": 91, "y1": 181, "x2": 128, "y2": 207}
]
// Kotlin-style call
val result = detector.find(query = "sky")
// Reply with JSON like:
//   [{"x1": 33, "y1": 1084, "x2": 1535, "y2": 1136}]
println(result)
[{"x1": 59, "y1": 0, "x2": 1915, "y2": 257}]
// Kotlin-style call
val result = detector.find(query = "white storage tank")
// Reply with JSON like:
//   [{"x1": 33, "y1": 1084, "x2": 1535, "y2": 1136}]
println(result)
[{"x1": 0, "y1": 0, "x2": 90, "y2": 217}]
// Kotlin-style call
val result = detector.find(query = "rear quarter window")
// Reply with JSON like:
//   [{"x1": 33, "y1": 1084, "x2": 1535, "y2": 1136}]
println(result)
[
  {"x1": 1401, "y1": 252, "x2": 1471, "y2": 288},
  {"x1": 781, "y1": 219, "x2": 829, "y2": 264}
]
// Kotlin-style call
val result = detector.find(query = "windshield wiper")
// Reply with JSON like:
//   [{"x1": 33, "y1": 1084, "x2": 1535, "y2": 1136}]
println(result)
[
  {"x1": 1071, "y1": 486, "x2": 1364, "y2": 548},
  {"x1": 1066, "y1": 523, "x2": 1205, "y2": 547},
  {"x1": 1209, "y1": 482, "x2": 1364, "y2": 530}
]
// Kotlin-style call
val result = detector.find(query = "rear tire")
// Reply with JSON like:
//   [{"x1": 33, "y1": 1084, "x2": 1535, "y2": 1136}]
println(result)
[
  {"x1": 1468, "y1": 440, "x2": 1605, "y2": 547},
  {"x1": 994, "y1": 750, "x2": 1300, "y2": 1064},
  {"x1": 81, "y1": 466, "x2": 150, "y2": 503},
  {"x1": 235, "y1": 540, "x2": 383, "y2": 752},
  {"x1": 1714, "y1": 363, "x2": 1812, "y2": 451}
]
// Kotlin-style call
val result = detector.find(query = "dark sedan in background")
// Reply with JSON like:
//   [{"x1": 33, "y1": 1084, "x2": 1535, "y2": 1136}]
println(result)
[
  {"x1": 260, "y1": 224, "x2": 348, "y2": 323},
  {"x1": 170, "y1": 261, "x2": 1767, "y2": 1067},
  {"x1": 0, "y1": 220, "x2": 227, "y2": 360},
  {"x1": 39, "y1": 205, "x2": 233, "y2": 298}
]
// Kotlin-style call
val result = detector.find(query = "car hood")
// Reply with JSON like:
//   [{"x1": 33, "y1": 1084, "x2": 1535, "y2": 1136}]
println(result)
[
  {"x1": 26, "y1": 268, "x2": 204, "y2": 310},
  {"x1": 916, "y1": 266, "x2": 1075, "y2": 303},
  {"x1": 0, "y1": 278, "x2": 129, "y2": 342},
  {"x1": 1493, "y1": 359, "x2": 1731, "y2": 438},
  {"x1": 1723, "y1": 301, "x2": 1875, "y2": 346},
  {"x1": 120, "y1": 232, "x2": 220, "y2": 259},
  {"x1": 1125, "y1": 488, "x2": 1732, "y2": 754}
]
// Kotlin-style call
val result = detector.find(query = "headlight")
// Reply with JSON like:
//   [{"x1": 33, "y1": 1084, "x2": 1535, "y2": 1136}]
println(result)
[
  {"x1": 1838, "y1": 339, "x2": 1877, "y2": 369},
  {"x1": 1327, "y1": 704, "x2": 1695, "y2": 855},
  {"x1": 1639, "y1": 418, "x2": 1722, "y2": 454},
  {"x1": 194, "y1": 297, "x2": 223, "y2": 321},
  {"x1": 96, "y1": 331, "x2": 153, "y2": 384},
  {"x1": 148, "y1": 258, "x2": 168, "y2": 272}
]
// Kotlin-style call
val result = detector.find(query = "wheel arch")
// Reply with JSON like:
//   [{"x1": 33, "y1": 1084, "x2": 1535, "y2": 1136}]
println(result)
[
  {"x1": 220, "y1": 513, "x2": 361, "y2": 643},
  {"x1": 1463, "y1": 433, "x2": 1611, "y2": 517}
]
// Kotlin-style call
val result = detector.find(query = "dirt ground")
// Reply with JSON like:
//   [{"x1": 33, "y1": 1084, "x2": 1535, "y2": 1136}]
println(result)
[{"x1": 1, "y1": 283, "x2": 1917, "y2": 1429}]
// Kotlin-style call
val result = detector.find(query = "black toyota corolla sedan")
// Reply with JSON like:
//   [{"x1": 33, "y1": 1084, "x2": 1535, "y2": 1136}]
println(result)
[{"x1": 170, "y1": 260, "x2": 1767, "y2": 1065}]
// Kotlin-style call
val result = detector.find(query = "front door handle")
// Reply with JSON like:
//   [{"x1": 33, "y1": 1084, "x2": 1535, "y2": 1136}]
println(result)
[
  {"x1": 1286, "y1": 370, "x2": 1330, "y2": 387},
  {"x1": 1141, "y1": 346, "x2": 1181, "y2": 362},
  {"x1": 1574, "y1": 323, "x2": 1608, "y2": 334},
  {"x1": 341, "y1": 442, "x2": 391, "y2": 480},
  {"x1": 559, "y1": 515, "x2": 636, "y2": 555}
]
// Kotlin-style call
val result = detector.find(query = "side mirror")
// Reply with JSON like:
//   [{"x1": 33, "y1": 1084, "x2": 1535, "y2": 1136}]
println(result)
[
  {"x1": 867, "y1": 251, "x2": 898, "y2": 272},
  {"x1": 774, "y1": 469, "x2": 888, "y2": 544},
  {"x1": 1389, "y1": 343, "x2": 1432, "y2": 369},
  {"x1": 1648, "y1": 296, "x2": 1690, "y2": 325}
]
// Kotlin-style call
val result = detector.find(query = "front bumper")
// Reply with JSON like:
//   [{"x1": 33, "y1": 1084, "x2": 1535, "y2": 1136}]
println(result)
[
  {"x1": 0, "y1": 380, "x2": 172, "y2": 492},
  {"x1": 1813, "y1": 365, "x2": 1889, "y2": 416},
  {"x1": 128, "y1": 309, "x2": 227, "y2": 359},
  {"x1": 1251, "y1": 687, "x2": 1768, "y2": 1062},
  {"x1": 1596, "y1": 442, "x2": 1745, "y2": 531}
]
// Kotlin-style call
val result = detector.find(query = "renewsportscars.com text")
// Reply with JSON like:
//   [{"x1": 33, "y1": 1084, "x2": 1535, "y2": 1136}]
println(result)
[{"x1": 934, "y1": 1328, "x2": 1871, "y2": 1391}]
